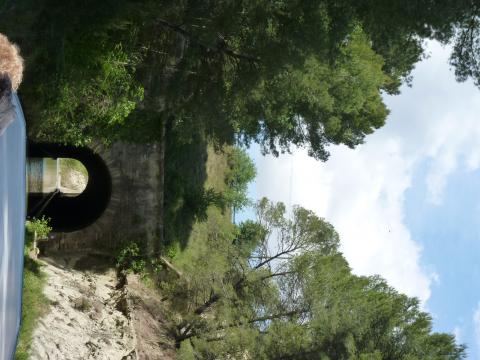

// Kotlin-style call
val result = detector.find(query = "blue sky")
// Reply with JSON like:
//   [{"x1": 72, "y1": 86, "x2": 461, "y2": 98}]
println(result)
[
  {"x1": 239, "y1": 41, "x2": 480, "y2": 358},
  {"x1": 405, "y1": 160, "x2": 480, "y2": 353}
]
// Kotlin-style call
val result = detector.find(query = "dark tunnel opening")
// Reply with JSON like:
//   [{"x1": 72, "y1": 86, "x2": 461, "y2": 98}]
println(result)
[{"x1": 27, "y1": 142, "x2": 112, "y2": 232}]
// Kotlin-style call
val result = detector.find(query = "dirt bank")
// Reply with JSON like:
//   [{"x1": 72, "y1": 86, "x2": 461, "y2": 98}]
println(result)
[{"x1": 29, "y1": 254, "x2": 175, "y2": 360}]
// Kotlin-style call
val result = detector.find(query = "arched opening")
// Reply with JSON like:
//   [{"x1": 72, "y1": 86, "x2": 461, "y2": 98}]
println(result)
[
  {"x1": 27, "y1": 142, "x2": 111, "y2": 232},
  {"x1": 27, "y1": 157, "x2": 88, "y2": 195}
]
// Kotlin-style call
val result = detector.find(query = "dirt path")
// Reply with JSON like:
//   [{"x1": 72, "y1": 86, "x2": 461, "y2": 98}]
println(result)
[{"x1": 30, "y1": 258, "x2": 135, "y2": 360}]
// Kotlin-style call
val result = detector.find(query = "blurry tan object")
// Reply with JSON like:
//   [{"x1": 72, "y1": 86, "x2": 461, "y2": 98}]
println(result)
[
  {"x1": 0, "y1": 33, "x2": 23, "y2": 135},
  {"x1": 0, "y1": 33, "x2": 23, "y2": 91}
]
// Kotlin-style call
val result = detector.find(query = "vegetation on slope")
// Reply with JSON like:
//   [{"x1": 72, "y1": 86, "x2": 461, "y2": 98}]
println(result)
[
  {"x1": 15, "y1": 221, "x2": 51, "y2": 360},
  {"x1": 15, "y1": 258, "x2": 48, "y2": 360},
  {"x1": 121, "y1": 144, "x2": 467, "y2": 359}
]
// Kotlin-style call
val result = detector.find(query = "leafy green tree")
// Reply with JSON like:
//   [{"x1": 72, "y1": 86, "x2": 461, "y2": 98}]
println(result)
[
  {"x1": 0, "y1": 1, "x2": 424, "y2": 154},
  {"x1": 25, "y1": 216, "x2": 52, "y2": 240},
  {"x1": 25, "y1": 216, "x2": 52, "y2": 257},
  {"x1": 7, "y1": 0, "x2": 480, "y2": 157},
  {"x1": 224, "y1": 147, "x2": 256, "y2": 217},
  {"x1": 134, "y1": 6, "x2": 393, "y2": 160},
  {"x1": 263, "y1": 253, "x2": 466, "y2": 359},
  {"x1": 449, "y1": 5, "x2": 480, "y2": 87},
  {"x1": 168, "y1": 199, "x2": 465, "y2": 359},
  {"x1": 0, "y1": 0, "x2": 145, "y2": 145},
  {"x1": 36, "y1": 43, "x2": 144, "y2": 146}
]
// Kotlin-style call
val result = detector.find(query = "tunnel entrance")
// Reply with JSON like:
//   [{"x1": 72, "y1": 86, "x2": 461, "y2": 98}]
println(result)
[
  {"x1": 28, "y1": 157, "x2": 88, "y2": 195},
  {"x1": 27, "y1": 142, "x2": 112, "y2": 232}
]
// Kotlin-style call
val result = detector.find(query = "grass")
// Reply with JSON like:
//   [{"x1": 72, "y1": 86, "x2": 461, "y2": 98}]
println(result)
[
  {"x1": 172, "y1": 145, "x2": 234, "y2": 268},
  {"x1": 156, "y1": 140, "x2": 235, "y2": 318},
  {"x1": 15, "y1": 257, "x2": 49, "y2": 360},
  {"x1": 164, "y1": 128, "x2": 209, "y2": 249}
]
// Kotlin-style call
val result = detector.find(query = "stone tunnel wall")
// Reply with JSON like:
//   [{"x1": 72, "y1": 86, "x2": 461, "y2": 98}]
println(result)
[{"x1": 43, "y1": 141, "x2": 163, "y2": 255}]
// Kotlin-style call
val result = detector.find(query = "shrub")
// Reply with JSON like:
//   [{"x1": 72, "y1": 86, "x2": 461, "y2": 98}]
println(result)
[{"x1": 116, "y1": 242, "x2": 146, "y2": 275}]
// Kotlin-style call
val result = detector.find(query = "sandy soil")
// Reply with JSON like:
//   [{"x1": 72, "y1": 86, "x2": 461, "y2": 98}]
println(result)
[
  {"x1": 125, "y1": 274, "x2": 176, "y2": 360},
  {"x1": 30, "y1": 258, "x2": 136, "y2": 360}
]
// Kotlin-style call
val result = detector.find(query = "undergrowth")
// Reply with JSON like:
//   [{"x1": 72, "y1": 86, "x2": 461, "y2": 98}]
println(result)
[{"x1": 15, "y1": 257, "x2": 48, "y2": 360}]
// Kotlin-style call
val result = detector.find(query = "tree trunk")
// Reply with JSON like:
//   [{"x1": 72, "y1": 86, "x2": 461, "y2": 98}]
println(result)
[{"x1": 156, "y1": 117, "x2": 166, "y2": 254}]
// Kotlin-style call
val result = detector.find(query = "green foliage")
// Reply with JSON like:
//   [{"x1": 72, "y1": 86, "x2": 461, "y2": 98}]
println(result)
[
  {"x1": 253, "y1": 197, "x2": 341, "y2": 262},
  {"x1": 165, "y1": 242, "x2": 179, "y2": 261},
  {"x1": 6, "y1": 0, "x2": 480, "y2": 158},
  {"x1": 35, "y1": 42, "x2": 144, "y2": 145},
  {"x1": 177, "y1": 340, "x2": 195, "y2": 360},
  {"x1": 25, "y1": 216, "x2": 52, "y2": 249},
  {"x1": 116, "y1": 242, "x2": 146, "y2": 275},
  {"x1": 450, "y1": 6, "x2": 480, "y2": 87},
  {"x1": 165, "y1": 206, "x2": 236, "y2": 315},
  {"x1": 15, "y1": 258, "x2": 48, "y2": 360},
  {"x1": 25, "y1": 216, "x2": 52, "y2": 239},
  {"x1": 164, "y1": 198, "x2": 466, "y2": 360},
  {"x1": 0, "y1": 1, "x2": 453, "y2": 154},
  {"x1": 229, "y1": 25, "x2": 390, "y2": 160},
  {"x1": 17, "y1": 221, "x2": 51, "y2": 358},
  {"x1": 234, "y1": 220, "x2": 266, "y2": 258},
  {"x1": 224, "y1": 147, "x2": 256, "y2": 212}
]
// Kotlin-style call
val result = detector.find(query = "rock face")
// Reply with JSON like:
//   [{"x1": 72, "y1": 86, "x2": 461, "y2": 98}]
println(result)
[{"x1": 43, "y1": 141, "x2": 164, "y2": 254}]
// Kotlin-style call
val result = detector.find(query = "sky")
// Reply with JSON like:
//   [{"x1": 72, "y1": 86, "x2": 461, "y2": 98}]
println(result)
[{"x1": 239, "y1": 41, "x2": 480, "y2": 358}]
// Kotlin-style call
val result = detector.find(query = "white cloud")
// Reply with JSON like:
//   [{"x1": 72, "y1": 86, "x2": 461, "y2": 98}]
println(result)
[
  {"x1": 430, "y1": 272, "x2": 440, "y2": 285},
  {"x1": 254, "y1": 142, "x2": 433, "y2": 302},
  {"x1": 453, "y1": 326, "x2": 462, "y2": 343},
  {"x1": 252, "y1": 41, "x2": 480, "y2": 304},
  {"x1": 474, "y1": 304, "x2": 480, "y2": 348}
]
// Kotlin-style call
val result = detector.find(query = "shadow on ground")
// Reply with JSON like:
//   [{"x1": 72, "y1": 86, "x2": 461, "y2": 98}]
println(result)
[
  {"x1": 39, "y1": 252, "x2": 115, "y2": 274},
  {"x1": 164, "y1": 128, "x2": 209, "y2": 250}
]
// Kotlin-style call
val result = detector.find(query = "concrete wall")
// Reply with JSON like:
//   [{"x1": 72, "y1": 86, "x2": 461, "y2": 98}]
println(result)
[{"x1": 43, "y1": 141, "x2": 163, "y2": 254}]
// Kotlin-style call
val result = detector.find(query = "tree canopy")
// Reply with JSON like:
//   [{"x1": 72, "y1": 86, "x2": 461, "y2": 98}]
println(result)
[
  {"x1": 163, "y1": 198, "x2": 466, "y2": 359},
  {"x1": 4, "y1": 0, "x2": 480, "y2": 158},
  {"x1": 225, "y1": 147, "x2": 257, "y2": 215}
]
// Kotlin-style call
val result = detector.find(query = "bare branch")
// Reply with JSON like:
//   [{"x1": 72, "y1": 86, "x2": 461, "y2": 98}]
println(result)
[{"x1": 154, "y1": 18, "x2": 260, "y2": 63}]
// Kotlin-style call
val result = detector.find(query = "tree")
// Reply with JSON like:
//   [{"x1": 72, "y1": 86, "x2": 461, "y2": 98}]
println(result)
[
  {"x1": 166, "y1": 199, "x2": 465, "y2": 359},
  {"x1": 0, "y1": 1, "x2": 436, "y2": 153},
  {"x1": 7, "y1": 0, "x2": 480, "y2": 157},
  {"x1": 29, "y1": 18, "x2": 144, "y2": 145},
  {"x1": 133, "y1": 4, "x2": 393, "y2": 160},
  {"x1": 449, "y1": 4, "x2": 480, "y2": 86},
  {"x1": 263, "y1": 253, "x2": 466, "y2": 359},
  {"x1": 0, "y1": 0, "x2": 145, "y2": 145},
  {"x1": 25, "y1": 216, "x2": 52, "y2": 257},
  {"x1": 224, "y1": 147, "x2": 256, "y2": 219}
]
